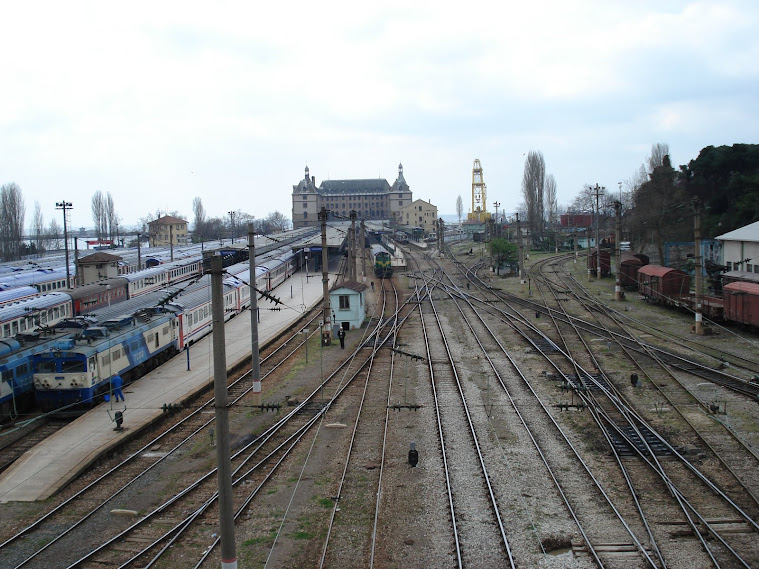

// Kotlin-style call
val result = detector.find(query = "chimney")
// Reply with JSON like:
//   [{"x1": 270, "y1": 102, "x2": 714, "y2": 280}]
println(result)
[{"x1": 312, "y1": 176, "x2": 315, "y2": 186}]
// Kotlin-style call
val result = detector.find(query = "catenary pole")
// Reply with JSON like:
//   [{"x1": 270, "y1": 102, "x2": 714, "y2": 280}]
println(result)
[
  {"x1": 249, "y1": 224, "x2": 261, "y2": 405},
  {"x1": 320, "y1": 207, "x2": 332, "y2": 345},
  {"x1": 211, "y1": 255, "x2": 237, "y2": 569}
]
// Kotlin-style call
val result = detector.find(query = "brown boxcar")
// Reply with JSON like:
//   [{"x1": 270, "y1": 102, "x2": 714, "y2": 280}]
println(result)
[
  {"x1": 638, "y1": 265, "x2": 690, "y2": 302},
  {"x1": 620, "y1": 252, "x2": 643, "y2": 287},
  {"x1": 722, "y1": 281, "x2": 759, "y2": 327},
  {"x1": 587, "y1": 249, "x2": 611, "y2": 276},
  {"x1": 633, "y1": 253, "x2": 650, "y2": 266}
]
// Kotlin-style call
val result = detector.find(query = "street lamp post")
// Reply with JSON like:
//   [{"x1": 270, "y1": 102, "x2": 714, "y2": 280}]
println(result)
[
  {"x1": 228, "y1": 211, "x2": 235, "y2": 244},
  {"x1": 493, "y1": 201, "x2": 500, "y2": 238}
]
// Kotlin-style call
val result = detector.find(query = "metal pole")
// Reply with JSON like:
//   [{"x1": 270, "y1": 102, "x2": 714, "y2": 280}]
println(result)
[
  {"x1": 56, "y1": 201, "x2": 72, "y2": 287},
  {"x1": 360, "y1": 220, "x2": 367, "y2": 282},
  {"x1": 614, "y1": 201, "x2": 623, "y2": 301},
  {"x1": 320, "y1": 207, "x2": 332, "y2": 345},
  {"x1": 693, "y1": 198, "x2": 704, "y2": 335},
  {"x1": 592, "y1": 184, "x2": 605, "y2": 279},
  {"x1": 210, "y1": 255, "x2": 237, "y2": 569},
  {"x1": 517, "y1": 213, "x2": 523, "y2": 283},
  {"x1": 350, "y1": 210, "x2": 357, "y2": 281},
  {"x1": 249, "y1": 224, "x2": 261, "y2": 404}
]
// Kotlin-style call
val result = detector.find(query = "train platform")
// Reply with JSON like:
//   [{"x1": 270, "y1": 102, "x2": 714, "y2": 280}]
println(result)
[{"x1": 0, "y1": 269, "x2": 336, "y2": 503}]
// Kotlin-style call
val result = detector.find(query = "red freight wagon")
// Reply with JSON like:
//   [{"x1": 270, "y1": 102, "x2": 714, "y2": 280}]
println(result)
[
  {"x1": 620, "y1": 252, "x2": 643, "y2": 287},
  {"x1": 638, "y1": 265, "x2": 690, "y2": 302},
  {"x1": 722, "y1": 281, "x2": 759, "y2": 327},
  {"x1": 587, "y1": 249, "x2": 611, "y2": 277}
]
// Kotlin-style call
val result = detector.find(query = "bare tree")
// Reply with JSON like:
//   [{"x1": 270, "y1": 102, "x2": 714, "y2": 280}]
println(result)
[
  {"x1": 521, "y1": 151, "x2": 546, "y2": 244},
  {"x1": 105, "y1": 192, "x2": 118, "y2": 242},
  {"x1": 266, "y1": 211, "x2": 290, "y2": 232},
  {"x1": 647, "y1": 143, "x2": 670, "y2": 174},
  {"x1": 91, "y1": 191, "x2": 107, "y2": 240},
  {"x1": 456, "y1": 195, "x2": 463, "y2": 224},
  {"x1": 0, "y1": 183, "x2": 26, "y2": 261},
  {"x1": 545, "y1": 174, "x2": 558, "y2": 227},
  {"x1": 47, "y1": 218, "x2": 62, "y2": 250},
  {"x1": 33, "y1": 201, "x2": 45, "y2": 254},
  {"x1": 192, "y1": 197, "x2": 206, "y2": 240}
]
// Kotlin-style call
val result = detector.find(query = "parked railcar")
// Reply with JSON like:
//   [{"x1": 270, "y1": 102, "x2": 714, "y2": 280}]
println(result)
[
  {"x1": 66, "y1": 277, "x2": 130, "y2": 315},
  {"x1": 0, "y1": 293, "x2": 74, "y2": 340},
  {"x1": 637, "y1": 265, "x2": 690, "y2": 303},
  {"x1": 0, "y1": 286, "x2": 40, "y2": 307},
  {"x1": 722, "y1": 281, "x2": 759, "y2": 328},
  {"x1": 619, "y1": 252, "x2": 644, "y2": 288},
  {"x1": 0, "y1": 267, "x2": 73, "y2": 293},
  {"x1": 371, "y1": 244, "x2": 393, "y2": 278},
  {"x1": 587, "y1": 249, "x2": 611, "y2": 277}
]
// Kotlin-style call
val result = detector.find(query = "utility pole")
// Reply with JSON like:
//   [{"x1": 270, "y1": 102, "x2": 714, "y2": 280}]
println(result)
[
  {"x1": 249, "y1": 224, "x2": 261, "y2": 406},
  {"x1": 55, "y1": 201, "x2": 73, "y2": 287},
  {"x1": 320, "y1": 207, "x2": 332, "y2": 346},
  {"x1": 439, "y1": 218, "x2": 445, "y2": 256},
  {"x1": 517, "y1": 213, "x2": 524, "y2": 283},
  {"x1": 169, "y1": 224, "x2": 174, "y2": 262},
  {"x1": 614, "y1": 201, "x2": 623, "y2": 301},
  {"x1": 348, "y1": 209, "x2": 356, "y2": 281},
  {"x1": 210, "y1": 255, "x2": 237, "y2": 569},
  {"x1": 693, "y1": 197, "x2": 705, "y2": 335},
  {"x1": 493, "y1": 201, "x2": 500, "y2": 238},
  {"x1": 136, "y1": 232, "x2": 142, "y2": 270},
  {"x1": 228, "y1": 211, "x2": 235, "y2": 244},
  {"x1": 571, "y1": 218, "x2": 577, "y2": 263},
  {"x1": 591, "y1": 184, "x2": 605, "y2": 279},
  {"x1": 587, "y1": 226, "x2": 592, "y2": 282},
  {"x1": 360, "y1": 219, "x2": 366, "y2": 282}
]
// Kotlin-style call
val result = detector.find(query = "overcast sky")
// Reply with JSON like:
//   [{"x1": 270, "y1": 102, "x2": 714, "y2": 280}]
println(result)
[{"x1": 2, "y1": 1, "x2": 757, "y2": 231}]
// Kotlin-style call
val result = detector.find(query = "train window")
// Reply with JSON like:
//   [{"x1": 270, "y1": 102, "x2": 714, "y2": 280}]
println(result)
[
  {"x1": 38, "y1": 361, "x2": 56, "y2": 373},
  {"x1": 62, "y1": 359, "x2": 85, "y2": 372},
  {"x1": 2, "y1": 370, "x2": 12, "y2": 382},
  {"x1": 3, "y1": 324, "x2": 10, "y2": 337},
  {"x1": 114, "y1": 349, "x2": 121, "y2": 359},
  {"x1": 11, "y1": 321, "x2": 18, "y2": 335},
  {"x1": 339, "y1": 295, "x2": 350, "y2": 310},
  {"x1": 19, "y1": 363, "x2": 28, "y2": 375},
  {"x1": 102, "y1": 354, "x2": 110, "y2": 365}
]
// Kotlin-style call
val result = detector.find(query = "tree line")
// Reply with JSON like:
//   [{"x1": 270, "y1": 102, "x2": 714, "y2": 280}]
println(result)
[
  {"x1": 456, "y1": 143, "x2": 758, "y2": 261},
  {"x1": 0, "y1": 187, "x2": 293, "y2": 262}
]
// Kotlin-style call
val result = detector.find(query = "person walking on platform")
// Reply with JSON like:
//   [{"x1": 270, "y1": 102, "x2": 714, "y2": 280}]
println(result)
[
  {"x1": 337, "y1": 327, "x2": 345, "y2": 349},
  {"x1": 111, "y1": 374, "x2": 125, "y2": 402}
]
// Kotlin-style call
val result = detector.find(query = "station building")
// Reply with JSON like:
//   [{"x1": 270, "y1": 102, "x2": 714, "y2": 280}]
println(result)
[{"x1": 292, "y1": 164, "x2": 413, "y2": 229}]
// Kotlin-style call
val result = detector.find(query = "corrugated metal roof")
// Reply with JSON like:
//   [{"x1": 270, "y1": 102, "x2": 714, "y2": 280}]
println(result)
[
  {"x1": 723, "y1": 281, "x2": 759, "y2": 294},
  {"x1": 638, "y1": 265, "x2": 686, "y2": 278},
  {"x1": 715, "y1": 220, "x2": 759, "y2": 242}
]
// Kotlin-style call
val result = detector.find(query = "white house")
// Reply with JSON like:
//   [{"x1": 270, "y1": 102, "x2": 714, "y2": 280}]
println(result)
[{"x1": 715, "y1": 220, "x2": 759, "y2": 274}]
